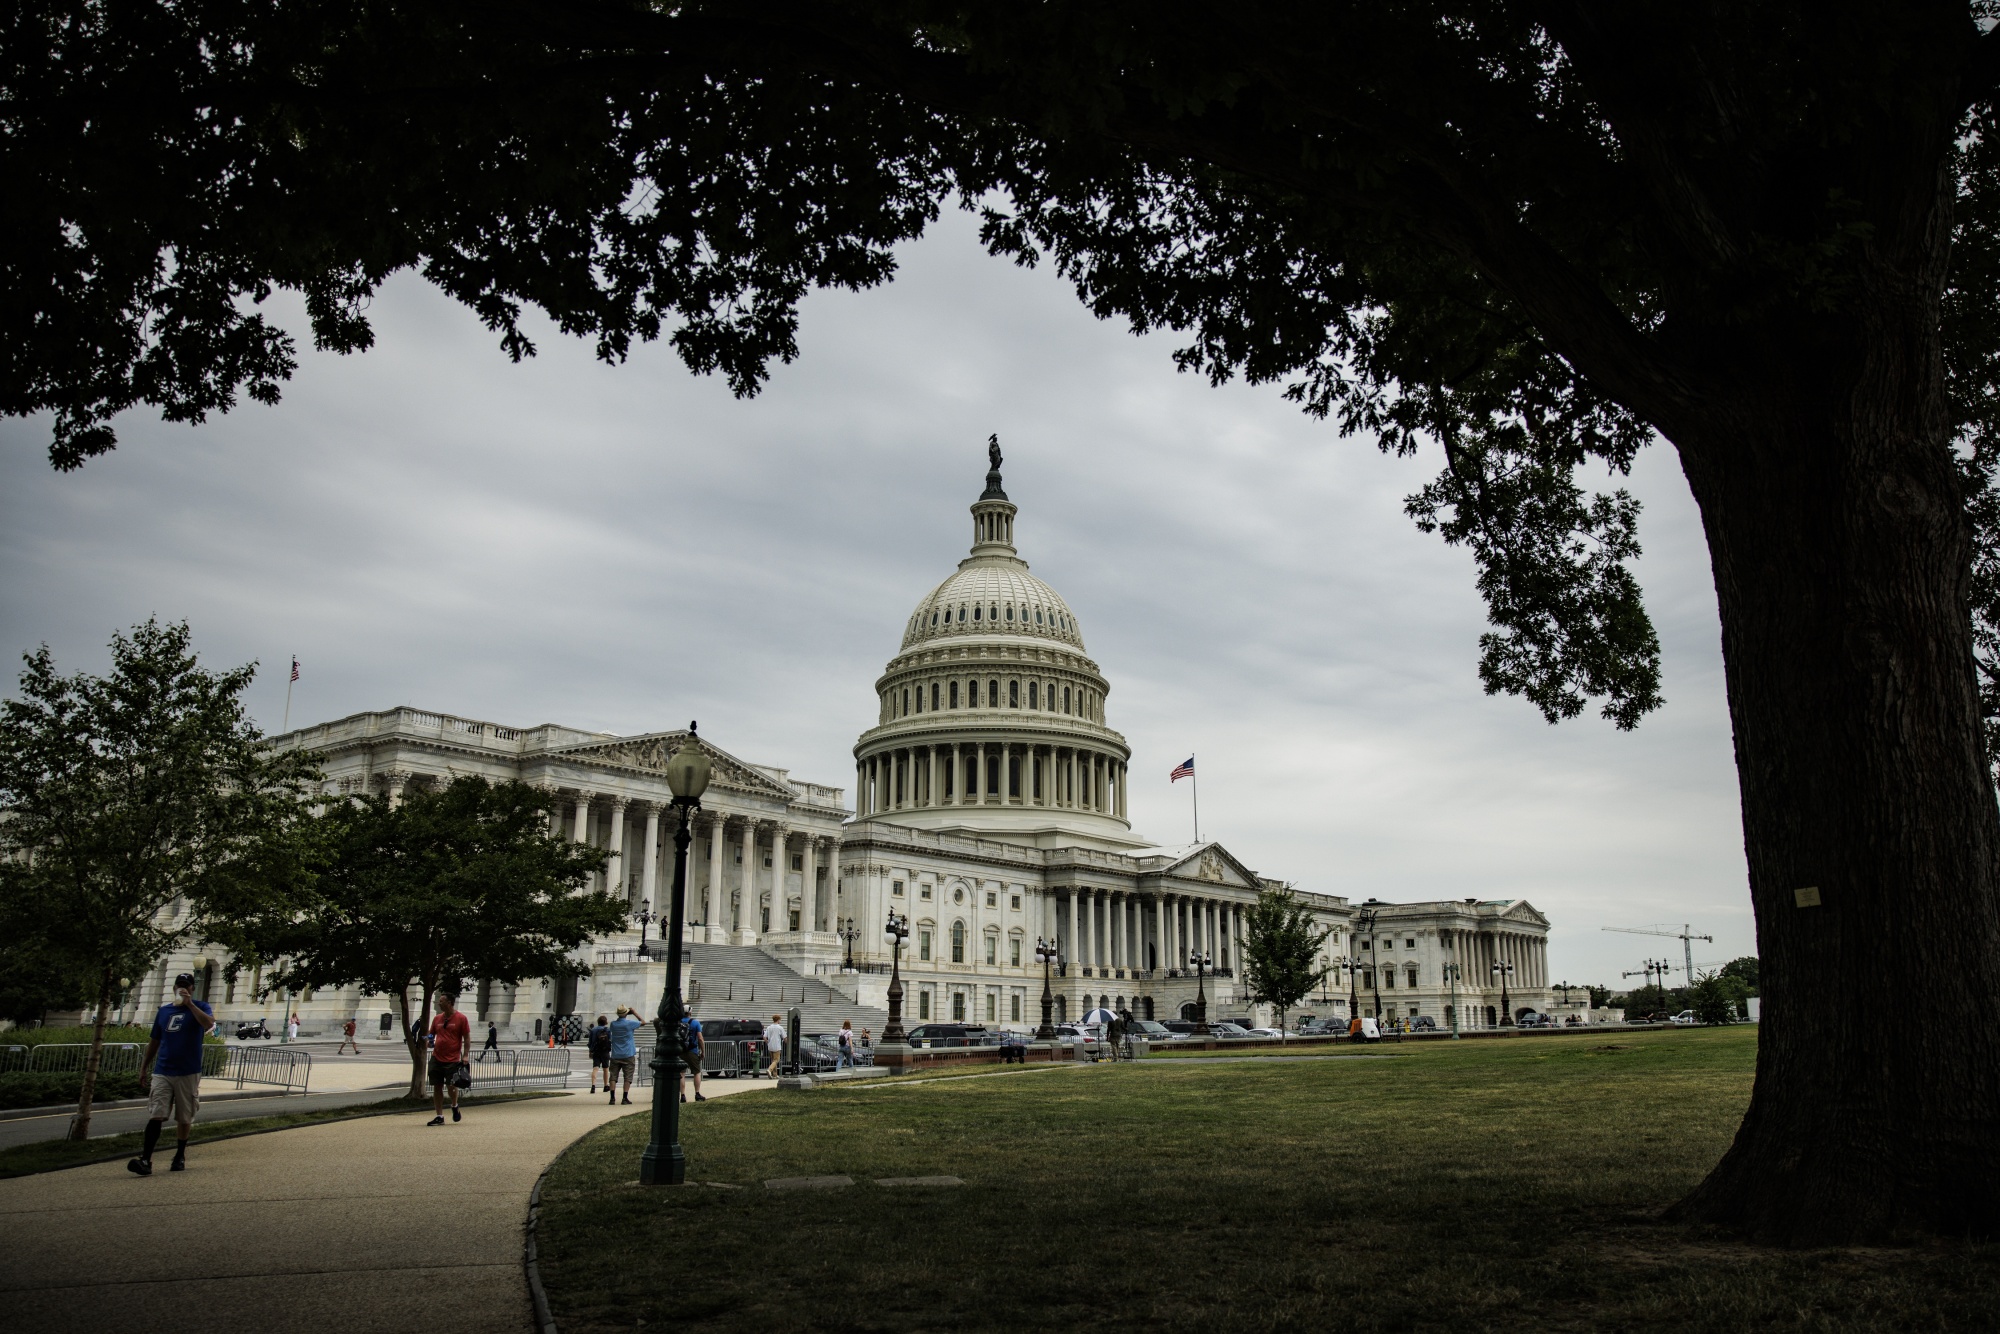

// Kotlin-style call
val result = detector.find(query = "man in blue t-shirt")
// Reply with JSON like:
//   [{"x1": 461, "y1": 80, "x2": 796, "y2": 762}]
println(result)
[
  {"x1": 129, "y1": 972, "x2": 216, "y2": 1176},
  {"x1": 679, "y1": 1014, "x2": 706, "y2": 1105},
  {"x1": 605, "y1": 1006, "x2": 644, "y2": 1105}
]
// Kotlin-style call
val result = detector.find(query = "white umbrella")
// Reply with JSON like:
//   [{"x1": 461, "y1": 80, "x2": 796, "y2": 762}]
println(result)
[{"x1": 1082, "y1": 1008, "x2": 1119, "y2": 1025}]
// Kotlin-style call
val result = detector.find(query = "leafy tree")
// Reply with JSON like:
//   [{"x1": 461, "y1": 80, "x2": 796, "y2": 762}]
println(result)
[
  {"x1": 1240, "y1": 885, "x2": 1335, "y2": 1038},
  {"x1": 12, "y1": 2, "x2": 2000, "y2": 1241},
  {"x1": 1719, "y1": 957, "x2": 1761, "y2": 995},
  {"x1": 1689, "y1": 974, "x2": 1740, "y2": 1027},
  {"x1": 1587, "y1": 985, "x2": 1611, "y2": 1011},
  {"x1": 0, "y1": 620, "x2": 319, "y2": 1139},
  {"x1": 0, "y1": 919, "x2": 91, "y2": 1028},
  {"x1": 244, "y1": 776, "x2": 621, "y2": 1098}
]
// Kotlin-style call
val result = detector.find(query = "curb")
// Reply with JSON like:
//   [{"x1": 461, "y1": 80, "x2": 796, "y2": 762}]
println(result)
[{"x1": 525, "y1": 1162, "x2": 558, "y2": 1334}]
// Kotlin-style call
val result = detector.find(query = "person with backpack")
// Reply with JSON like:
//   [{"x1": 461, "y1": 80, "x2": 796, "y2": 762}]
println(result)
[
  {"x1": 678, "y1": 1013, "x2": 706, "y2": 1103},
  {"x1": 586, "y1": 1014, "x2": 611, "y2": 1093},
  {"x1": 836, "y1": 1020, "x2": 856, "y2": 1070}
]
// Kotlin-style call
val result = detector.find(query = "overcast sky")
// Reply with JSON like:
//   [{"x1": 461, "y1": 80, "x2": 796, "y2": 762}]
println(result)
[{"x1": 0, "y1": 210, "x2": 1754, "y2": 988}]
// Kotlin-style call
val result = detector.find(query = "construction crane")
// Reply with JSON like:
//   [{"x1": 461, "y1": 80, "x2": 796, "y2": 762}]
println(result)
[{"x1": 1602, "y1": 924, "x2": 1714, "y2": 986}]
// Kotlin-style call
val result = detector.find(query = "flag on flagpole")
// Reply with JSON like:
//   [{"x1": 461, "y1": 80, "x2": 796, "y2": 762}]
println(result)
[
  {"x1": 290, "y1": 657, "x2": 300, "y2": 683},
  {"x1": 1170, "y1": 757, "x2": 1195, "y2": 782}
]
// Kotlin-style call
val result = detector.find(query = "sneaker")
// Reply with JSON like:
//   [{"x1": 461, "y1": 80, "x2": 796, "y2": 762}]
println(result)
[
  {"x1": 170, "y1": 1158, "x2": 186, "y2": 1172},
  {"x1": 426, "y1": 1116, "x2": 445, "y2": 1126},
  {"x1": 127, "y1": 1157, "x2": 152, "y2": 1177},
  {"x1": 695, "y1": 1093, "x2": 707, "y2": 1102},
  {"x1": 451, "y1": 1107, "x2": 461, "y2": 1123},
  {"x1": 622, "y1": 1096, "x2": 631, "y2": 1105},
  {"x1": 680, "y1": 1093, "x2": 688, "y2": 1103}
]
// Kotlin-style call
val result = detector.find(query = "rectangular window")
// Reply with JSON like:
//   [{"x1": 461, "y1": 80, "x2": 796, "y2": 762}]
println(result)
[
  {"x1": 952, "y1": 991, "x2": 966, "y2": 1021},
  {"x1": 921, "y1": 883, "x2": 932, "y2": 900},
  {"x1": 920, "y1": 990, "x2": 932, "y2": 1020},
  {"x1": 1383, "y1": 970, "x2": 1396, "y2": 988},
  {"x1": 986, "y1": 992, "x2": 997, "y2": 1021},
  {"x1": 1011, "y1": 993, "x2": 1023, "y2": 1021},
  {"x1": 1011, "y1": 894, "x2": 1021, "y2": 910},
  {"x1": 985, "y1": 936, "x2": 997, "y2": 965},
  {"x1": 987, "y1": 890, "x2": 997, "y2": 907},
  {"x1": 1010, "y1": 938, "x2": 1021, "y2": 967},
  {"x1": 920, "y1": 930, "x2": 932, "y2": 961},
  {"x1": 1363, "y1": 970, "x2": 1374, "y2": 988},
  {"x1": 988, "y1": 754, "x2": 1001, "y2": 794},
  {"x1": 1361, "y1": 939, "x2": 1371, "y2": 950},
  {"x1": 1009, "y1": 679, "x2": 1020, "y2": 707},
  {"x1": 893, "y1": 880, "x2": 904, "y2": 897},
  {"x1": 790, "y1": 909, "x2": 801, "y2": 930},
  {"x1": 1009, "y1": 757, "x2": 1021, "y2": 797},
  {"x1": 761, "y1": 906, "x2": 771, "y2": 932},
  {"x1": 791, "y1": 854, "x2": 803, "y2": 870},
  {"x1": 1407, "y1": 969, "x2": 1419, "y2": 988},
  {"x1": 1407, "y1": 938, "x2": 1416, "y2": 949}
]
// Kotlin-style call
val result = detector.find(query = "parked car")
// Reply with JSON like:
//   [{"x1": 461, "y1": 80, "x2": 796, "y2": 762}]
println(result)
[
  {"x1": 1244, "y1": 1027, "x2": 1284, "y2": 1039},
  {"x1": 1129, "y1": 1019, "x2": 1178, "y2": 1041},
  {"x1": 1297, "y1": 1017, "x2": 1346, "y2": 1036},
  {"x1": 1669, "y1": 1010, "x2": 1698, "y2": 1026},
  {"x1": 903, "y1": 1024, "x2": 997, "y2": 1048},
  {"x1": 1515, "y1": 1012, "x2": 1554, "y2": 1029},
  {"x1": 1208, "y1": 1021, "x2": 1254, "y2": 1039},
  {"x1": 1408, "y1": 1015, "x2": 1439, "y2": 1033}
]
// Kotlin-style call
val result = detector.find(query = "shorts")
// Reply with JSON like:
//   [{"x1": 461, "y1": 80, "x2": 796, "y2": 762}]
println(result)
[
  {"x1": 683, "y1": 1049, "x2": 703, "y2": 1071},
  {"x1": 608, "y1": 1056, "x2": 636, "y2": 1078},
  {"x1": 591, "y1": 1055, "x2": 609, "y2": 1068},
  {"x1": 428, "y1": 1056, "x2": 466, "y2": 1087},
  {"x1": 147, "y1": 1072, "x2": 201, "y2": 1122}
]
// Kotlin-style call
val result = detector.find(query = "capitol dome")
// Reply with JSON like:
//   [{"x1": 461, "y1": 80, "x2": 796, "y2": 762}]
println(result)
[{"x1": 851, "y1": 440, "x2": 1138, "y2": 847}]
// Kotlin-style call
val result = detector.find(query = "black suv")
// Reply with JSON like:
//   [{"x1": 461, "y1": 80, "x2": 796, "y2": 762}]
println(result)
[{"x1": 903, "y1": 1024, "x2": 995, "y2": 1048}]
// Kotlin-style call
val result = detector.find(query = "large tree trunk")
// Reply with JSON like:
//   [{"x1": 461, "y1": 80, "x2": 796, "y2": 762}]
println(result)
[
  {"x1": 1666, "y1": 288, "x2": 2000, "y2": 1241},
  {"x1": 395, "y1": 987, "x2": 429, "y2": 1100},
  {"x1": 65, "y1": 967, "x2": 116, "y2": 1142}
]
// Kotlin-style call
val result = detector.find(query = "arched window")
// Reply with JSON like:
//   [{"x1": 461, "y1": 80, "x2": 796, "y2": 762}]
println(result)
[
  {"x1": 902, "y1": 687, "x2": 910, "y2": 715},
  {"x1": 969, "y1": 679, "x2": 980, "y2": 707},
  {"x1": 931, "y1": 611, "x2": 939, "y2": 626},
  {"x1": 950, "y1": 680, "x2": 960, "y2": 708},
  {"x1": 1064, "y1": 686, "x2": 1072, "y2": 713},
  {"x1": 990, "y1": 603, "x2": 999, "y2": 621},
  {"x1": 1036, "y1": 608, "x2": 1044, "y2": 624},
  {"x1": 988, "y1": 679, "x2": 999, "y2": 707},
  {"x1": 1005, "y1": 606, "x2": 1014, "y2": 621},
  {"x1": 959, "y1": 604, "x2": 967, "y2": 622},
  {"x1": 1009, "y1": 679, "x2": 1020, "y2": 708},
  {"x1": 931, "y1": 682, "x2": 940, "y2": 710},
  {"x1": 974, "y1": 604, "x2": 982, "y2": 621},
  {"x1": 1029, "y1": 682, "x2": 1039, "y2": 709},
  {"x1": 951, "y1": 920, "x2": 966, "y2": 963}
]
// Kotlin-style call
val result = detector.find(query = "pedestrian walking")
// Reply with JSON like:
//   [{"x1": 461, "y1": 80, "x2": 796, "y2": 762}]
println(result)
[
  {"x1": 679, "y1": 1013, "x2": 706, "y2": 1103},
  {"x1": 286, "y1": 1012, "x2": 300, "y2": 1042},
  {"x1": 127, "y1": 972, "x2": 215, "y2": 1176},
  {"x1": 425, "y1": 993, "x2": 473, "y2": 1126},
  {"x1": 836, "y1": 1020, "x2": 855, "y2": 1070},
  {"x1": 477, "y1": 1021, "x2": 501, "y2": 1062},
  {"x1": 607, "y1": 1005, "x2": 644, "y2": 1104},
  {"x1": 587, "y1": 1014, "x2": 612, "y2": 1093},
  {"x1": 336, "y1": 1017, "x2": 359, "y2": 1055},
  {"x1": 762, "y1": 1014, "x2": 786, "y2": 1077}
]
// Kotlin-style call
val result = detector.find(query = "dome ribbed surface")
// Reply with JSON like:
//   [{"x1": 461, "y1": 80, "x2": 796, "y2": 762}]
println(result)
[{"x1": 901, "y1": 561, "x2": 1085, "y2": 651}]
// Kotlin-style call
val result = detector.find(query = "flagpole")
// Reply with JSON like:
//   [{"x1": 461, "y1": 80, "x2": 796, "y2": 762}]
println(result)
[
  {"x1": 1192, "y1": 759, "x2": 1200, "y2": 844},
  {"x1": 282, "y1": 657, "x2": 295, "y2": 733}
]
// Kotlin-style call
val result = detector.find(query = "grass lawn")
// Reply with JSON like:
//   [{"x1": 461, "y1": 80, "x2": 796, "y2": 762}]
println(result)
[
  {"x1": 0, "y1": 1090, "x2": 560, "y2": 1178},
  {"x1": 536, "y1": 1028, "x2": 1997, "y2": 1332}
]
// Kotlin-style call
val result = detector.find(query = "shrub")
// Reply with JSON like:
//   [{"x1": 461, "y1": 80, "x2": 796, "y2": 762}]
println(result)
[{"x1": 0, "y1": 1069, "x2": 144, "y2": 1110}]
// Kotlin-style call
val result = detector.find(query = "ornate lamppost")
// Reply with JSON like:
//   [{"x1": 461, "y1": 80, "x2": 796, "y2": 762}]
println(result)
[
  {"x1": 882, "y1": 909, "x2": 910, "y2": 1044},
  {"x1": 639, "y1": 725, "x2": 710, "y2": 1187},
  {"x1": 1188, "y1": 948, "x2": 1213, "y2": 1033},
  {"x1": 1034, "y1": 936, "x2": 1061, "y2": 1039},
  {"x1": 1441, "y1": 959, "x2": 1463, "y2": 1039},
  {"x1": 1492, "y1": 957, "x2": 1516, "y2": 1027},
  {"x1": 837, "y1": 916, "x2": 861, "y2": 972},
  {"x1": 634, "y1": 899, "x2": 656, "y2": 958}
]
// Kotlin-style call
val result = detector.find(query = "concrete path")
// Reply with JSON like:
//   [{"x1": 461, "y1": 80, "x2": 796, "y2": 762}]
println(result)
[{"x1": 0, "y1": 1081, "x2": 769, "y2": 1334}]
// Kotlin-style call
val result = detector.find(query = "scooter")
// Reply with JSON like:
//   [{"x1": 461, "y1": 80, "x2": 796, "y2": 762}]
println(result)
[{"x1": 236, "y1": 1018, "x2": 272, "y2": 1040}]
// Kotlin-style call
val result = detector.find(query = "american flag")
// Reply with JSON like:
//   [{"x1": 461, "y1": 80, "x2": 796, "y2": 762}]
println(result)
[
  {"x1": 290, "y1": 657, "x2": 300, "y2": 683},
  {"x1": 1170, "y1": 756, "x2": 1195, "y2": 782}
]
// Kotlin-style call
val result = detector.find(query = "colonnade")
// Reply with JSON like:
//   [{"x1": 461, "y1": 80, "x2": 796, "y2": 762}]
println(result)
[
  {"x1": 857, "y1": 742, "x2": 1127, "y2": 819},
  {"x1": 1055, "y1": 888, "x2": 1246, "y2": 977},
  {"x1": 551, "y1": 792, "x2": 841, "y2": 941},
  {"x1": 1463, "y1": 928, "x2": 1549, "y2": 990}
]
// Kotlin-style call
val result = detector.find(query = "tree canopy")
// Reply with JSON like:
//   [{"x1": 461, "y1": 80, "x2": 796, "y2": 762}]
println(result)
[
  {"x1": 0, "y1": 619, "x2": 319, "y2": 1136},
  {"x1": 1240, "y1": 885, "x2": 1334, "y2": 1034},
  {"x1": 239, "y1": 775, "x2": 621, "y2": 1098}
]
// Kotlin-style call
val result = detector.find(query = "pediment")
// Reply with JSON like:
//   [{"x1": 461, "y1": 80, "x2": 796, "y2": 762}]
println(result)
[
  {"x1": 555, "y1": 731, "x2": 798, "y2": 801},
  {"x1": 1489, "y1": 900, "x2": 1547, "y2": 927},
  {"x1": 1157, "y1": 842, "x2": 1259, "y2": 889}
]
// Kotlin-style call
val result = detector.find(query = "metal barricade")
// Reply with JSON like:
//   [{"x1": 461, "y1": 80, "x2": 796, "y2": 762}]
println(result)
[
  {"x1": 216, "y1": 1045, "x2": 313, "y2": 1093},
  {"x1": 25, "y1": 1043, "x2": 144, "y2": 1075},
  {"x1": 470, "y1": 1047, "x2": 572, "y2": 1093}
]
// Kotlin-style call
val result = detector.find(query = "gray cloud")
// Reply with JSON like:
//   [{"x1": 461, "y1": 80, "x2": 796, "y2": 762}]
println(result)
[{"x1": 0, "y1": 210, "x2": 1751, "y2": 987}]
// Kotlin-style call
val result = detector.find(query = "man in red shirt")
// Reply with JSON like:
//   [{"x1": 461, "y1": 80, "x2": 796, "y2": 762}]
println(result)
[{"x1": 426, "y1": 992, "x2": 473, "y2": 1126}]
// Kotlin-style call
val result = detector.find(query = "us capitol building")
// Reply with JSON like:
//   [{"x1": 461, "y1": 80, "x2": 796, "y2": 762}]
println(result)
[{"x1": 129, "y1": 450, "x2": 1559, "y2": 1037}]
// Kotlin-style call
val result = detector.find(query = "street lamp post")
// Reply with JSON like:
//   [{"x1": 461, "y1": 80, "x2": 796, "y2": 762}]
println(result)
[
  {"x1": 837, "y1": 916, "x2": 860, "y2": 972},
  {"x1": 1442, "y1": 960, "x2": 1462, "y2": 1039},
  {"x1": 882, "y1": 909, "x2": 910, "y2": 1044},
  {"x1": 634, "y1": 899, "x2": 656, "y2": 959},
  {"x1": 1492, "y1": 958, "x2": 1516, "y2": 1027},
  {"x1": 1189, "y1": 948, "x2": 1213, "y2": 1033},
  {"x1": 1352, "y1": 905, "x2": 1380, "y2": 1022},
  {"x1": 639, "y1": 725, "x2": 711, "y2": 1188},
  {"x1": 1034, "y1": 936, "x2": 1060, "y2": 1039}
]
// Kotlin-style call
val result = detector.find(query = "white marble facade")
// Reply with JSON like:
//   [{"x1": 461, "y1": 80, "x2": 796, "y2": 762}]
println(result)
[{"x1": 119, "y1": 451, "x2": 1553, "y2": 1036}]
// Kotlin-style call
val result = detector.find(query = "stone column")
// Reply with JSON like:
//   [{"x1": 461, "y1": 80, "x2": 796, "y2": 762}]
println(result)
[
  {"x1": 706, "y1": 813, "x2": 725, "y2": 936},
  {"x1": 738, "y1": 820, "x2": 756, "y2": 936},
  {"x1": 927, "y1": 747, "x2": 939, "y2": 808},
  {"x1": 771, "y1": 824, "x2": 790, "y2": 932},
  {"x1": 1065, "y1": 889, "x2": 1078, "y2": 966},
  {"x1": 640, "y1": 803, "x2": 660, "y2": 912},
  {"x1": 856, "y1": 761, "x2": 867, "y2": 814},
  {"x1": 572, "y1": 794, "x2": 592, "y2": 890},
  {"x1": 606, "y1": 800, "x2": 628, "y2": 903}
]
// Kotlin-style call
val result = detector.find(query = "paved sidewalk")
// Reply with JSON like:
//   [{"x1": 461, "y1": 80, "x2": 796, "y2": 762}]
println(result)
[{"x1": 0, "y1": 1081, "x2": 768, "y2": 1334}]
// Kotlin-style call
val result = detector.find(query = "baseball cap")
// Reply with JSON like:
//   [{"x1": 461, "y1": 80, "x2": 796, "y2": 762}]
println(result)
[{"x1": 173, "y1": 972, "x2": 197, "y2": 990}]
